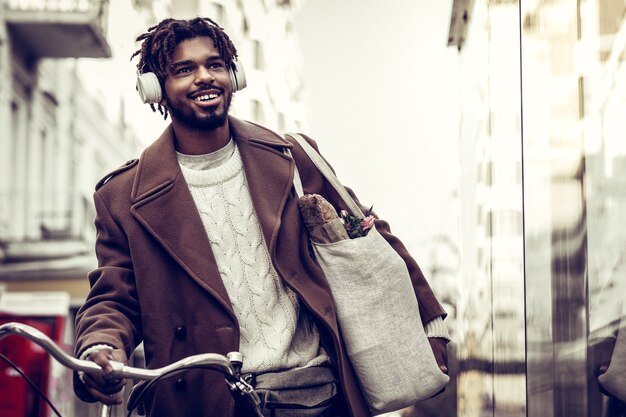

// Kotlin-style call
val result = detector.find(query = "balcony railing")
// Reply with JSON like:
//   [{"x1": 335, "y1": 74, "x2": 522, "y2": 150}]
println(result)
[
  {"x1": 6, "y1": 0, "x2": 94, "y2": 13},
  {"x1": 3, "y1": 0, "x2": 111, "y2": 58}
]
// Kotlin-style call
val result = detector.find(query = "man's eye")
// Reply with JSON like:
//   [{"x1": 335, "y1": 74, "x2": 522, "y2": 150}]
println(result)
[
  {"x1": 175, "y1": 67, "x2": 192, "y2": 74},
  {"x1": 209, "y1": 63, "x2": 224, "y2": 69}
]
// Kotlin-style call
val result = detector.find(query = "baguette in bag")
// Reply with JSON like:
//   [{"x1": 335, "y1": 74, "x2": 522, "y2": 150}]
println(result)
[{"x1": 298, "y1": 194, "x2": 349, "y2": 244}]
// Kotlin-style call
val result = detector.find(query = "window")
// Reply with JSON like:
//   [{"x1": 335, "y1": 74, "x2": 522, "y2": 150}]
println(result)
[
  {"x1": 252, "y1": 100, "x2": 264, "y2": 124},
  {"x1": 253, "y1": 40, "x2": 264, "y2": 70}
]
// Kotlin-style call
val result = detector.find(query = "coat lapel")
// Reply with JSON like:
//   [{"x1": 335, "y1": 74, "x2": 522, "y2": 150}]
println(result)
[
  {"x1": 230, "y1": 117, "x2": 295, "y2": 259},
  {"x1": 233, "y1": 123, "x2": 340, "y2": 324},
  {"x1": 128, "y1": 118, "x2": 295, "y2": 317},
  {"x1": 129, "y1": 125, "x2": 234, "y2": 316}
]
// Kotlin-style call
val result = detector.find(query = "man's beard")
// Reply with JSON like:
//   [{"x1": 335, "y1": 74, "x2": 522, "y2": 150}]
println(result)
[{"x1": 167, "y1": 95, "x2": 231, "y2": 130}]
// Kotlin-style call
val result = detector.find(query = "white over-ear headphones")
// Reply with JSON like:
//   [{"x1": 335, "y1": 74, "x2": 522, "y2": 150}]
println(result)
[{"x1": 136, "y1": 60, "x2": 247, "y2": 104}]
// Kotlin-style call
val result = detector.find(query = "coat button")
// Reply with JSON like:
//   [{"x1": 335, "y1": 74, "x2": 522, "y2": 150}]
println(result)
[
  {"x1": 174, "y1": 377, "x2": 186, "y2": 391},
  {"x1": 174, "y1": 326, "x2": 187, "y2": 340}
]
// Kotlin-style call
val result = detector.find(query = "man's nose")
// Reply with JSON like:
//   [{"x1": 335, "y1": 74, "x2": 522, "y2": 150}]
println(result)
[{"x1": 195, "y1": 66, "x2": 215, "y2": 84}]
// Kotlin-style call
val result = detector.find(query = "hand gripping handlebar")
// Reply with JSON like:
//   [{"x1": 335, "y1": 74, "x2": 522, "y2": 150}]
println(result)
[{"x1": 0, "y1": 322, "x2": 262, "y2": 417}]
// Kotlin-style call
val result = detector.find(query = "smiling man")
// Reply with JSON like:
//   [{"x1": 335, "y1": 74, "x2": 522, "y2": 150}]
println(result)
[
  {"x1": 165, "y1": 36, "x2": 233, "y2": 143},
  {"x1": 72, "y1": 17, "x2": 450, "y2": 417}
]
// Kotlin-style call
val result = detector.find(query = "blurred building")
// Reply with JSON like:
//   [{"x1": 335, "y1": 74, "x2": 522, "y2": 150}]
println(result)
[
  {"x1": 0, "y1": 1, "x2": 141, "y2": 301},
  {"x1": 0, "y1": 1, "x2": 142, "y2": 417}
]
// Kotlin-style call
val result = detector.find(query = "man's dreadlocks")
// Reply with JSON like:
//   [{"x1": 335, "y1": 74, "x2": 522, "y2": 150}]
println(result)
[{"x1": 131, "y1": 17, "x2": 239, "y2": 119}]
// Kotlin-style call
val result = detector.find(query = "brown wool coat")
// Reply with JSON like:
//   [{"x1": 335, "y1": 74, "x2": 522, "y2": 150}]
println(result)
[{"x1": 74, "y1": 116, "x2": 446, "y2": 417}]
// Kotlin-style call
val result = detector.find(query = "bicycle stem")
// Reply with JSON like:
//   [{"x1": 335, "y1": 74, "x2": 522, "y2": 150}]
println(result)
[{"x1": 100, "y1": 404, "x2": 113, "y2": 417}]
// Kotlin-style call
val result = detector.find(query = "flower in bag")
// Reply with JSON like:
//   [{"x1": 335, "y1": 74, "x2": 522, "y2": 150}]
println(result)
[
  {"x1": 361, "y1": 215, "x2": 375, "y2": 231},
  {"x1": 340, "y1": 206, "x2": 376, "y2": 239}
]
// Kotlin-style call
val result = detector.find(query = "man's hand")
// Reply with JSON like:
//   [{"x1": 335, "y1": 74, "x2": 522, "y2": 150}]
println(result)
[
  {"x1": 80, "y1": 348, "x2": 128, "y2": 405},
  {"x1": 428, "y1": 337, "x2": 449, "y2": 374}
]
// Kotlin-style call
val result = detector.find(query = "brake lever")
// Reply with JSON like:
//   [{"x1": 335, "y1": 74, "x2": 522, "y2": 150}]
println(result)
[
  {"x1": 227, "y1": 376, "x2": 263, "y2": 417},
  {"x1": 127, "y1": 380, "x2": 149, "y2": 415}
]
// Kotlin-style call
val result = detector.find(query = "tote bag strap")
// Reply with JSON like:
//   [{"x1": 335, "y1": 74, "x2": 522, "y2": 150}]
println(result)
[
  {"x1": 285, "y1": 133, "x2": 364, "y2": 218},
  {"x1": 285, "y1": 147, "x2": 305, "y2": 197}
]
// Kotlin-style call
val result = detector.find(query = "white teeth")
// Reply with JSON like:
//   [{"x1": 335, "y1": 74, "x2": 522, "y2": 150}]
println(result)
[{"x1": 194, "y1": 93, "x2": 219, "y2": 102}]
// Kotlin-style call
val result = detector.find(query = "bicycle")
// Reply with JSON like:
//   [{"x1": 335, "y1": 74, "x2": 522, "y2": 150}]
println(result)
[{"x1": 0, "y1": 321, "x2": 263, "y2": 417}]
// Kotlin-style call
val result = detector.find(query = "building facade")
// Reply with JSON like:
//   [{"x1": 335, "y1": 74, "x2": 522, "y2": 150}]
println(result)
[
  {"x1": 0, "y1": 1, "x2": 141, "y2": 299},
  {"x1": 0, "y1": 2, "x2": 143, "y2": 416}
]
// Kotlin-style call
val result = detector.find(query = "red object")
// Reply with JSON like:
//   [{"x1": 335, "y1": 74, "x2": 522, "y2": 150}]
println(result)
[{"x1": 0, "y1": 316, "x2": 65, "y2": 417}]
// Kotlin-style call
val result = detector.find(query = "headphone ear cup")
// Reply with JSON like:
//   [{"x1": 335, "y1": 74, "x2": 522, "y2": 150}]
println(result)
[
  {"x1": 136, "y1": 72, "x2": 162, "y2": 104},
  {"x1": 230, "y1": 60, "x2": 247, "y2": 91}
]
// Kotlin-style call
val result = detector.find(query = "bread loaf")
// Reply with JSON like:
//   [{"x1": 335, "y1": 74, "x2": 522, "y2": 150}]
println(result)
[{"x1": 298, "y1": 194, "x2": 349, "y2": 243}]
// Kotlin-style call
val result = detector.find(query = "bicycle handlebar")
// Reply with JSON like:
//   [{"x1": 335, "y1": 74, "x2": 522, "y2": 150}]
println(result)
[
  {"x1": 0, "y1": 321, "x2": 104, "y2": 375},
  {"x1": 0, "y1": 322, "x2": 238, "y2": 380},
  {"x1": 0, "y1": 322, "x2": 262, "y2": 417}
]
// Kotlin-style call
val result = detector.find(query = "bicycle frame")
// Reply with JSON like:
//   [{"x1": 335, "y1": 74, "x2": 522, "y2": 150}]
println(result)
[{"x1": 0, "y1": 322, "x2": 262, "y2": 417}]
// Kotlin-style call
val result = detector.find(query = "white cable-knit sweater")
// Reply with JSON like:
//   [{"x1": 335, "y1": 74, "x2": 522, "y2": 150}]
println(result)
[{"x1": 177, "y1": 139, "x2": 328, "y2": 373}]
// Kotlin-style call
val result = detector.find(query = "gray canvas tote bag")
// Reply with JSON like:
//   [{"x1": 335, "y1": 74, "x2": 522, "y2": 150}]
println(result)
[{"x1": 286, "y1": 133, "x2": 449, "y2": 415}]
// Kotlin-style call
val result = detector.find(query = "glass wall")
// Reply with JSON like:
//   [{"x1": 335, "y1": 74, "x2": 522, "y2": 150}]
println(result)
[
  {"x1": 451, "y1": 1, "x2": 526, "y2": 416},
  {"x1": 522, "y1": 0, "x2": 626, "y2": 416},
  {"x1": 449, "y1": 0, "x2": 626, "y2": 416}
]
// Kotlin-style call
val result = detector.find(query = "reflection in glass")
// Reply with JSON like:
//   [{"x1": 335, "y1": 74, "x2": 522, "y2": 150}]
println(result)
[
  {"x1": 445, "y1": 0, "x2": 626, "y2": 415},
  {"x1": 522, "y1": 0, "x2": 626, "y2": 416},
  {"x1": 450, "y1": 1, "x2": 525, "y2": 416}
]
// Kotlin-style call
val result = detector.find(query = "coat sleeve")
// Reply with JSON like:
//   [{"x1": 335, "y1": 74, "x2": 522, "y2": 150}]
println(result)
[
  {"x1": 292, "y1": 134, "x2": 447, "y2": 324},
  {"x1": 73, "y1": 191, "x2": 142, "y2": 401}
]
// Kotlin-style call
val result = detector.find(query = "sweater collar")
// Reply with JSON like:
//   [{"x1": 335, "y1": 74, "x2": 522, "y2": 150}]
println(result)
[{"x1": 176, "y1": 137, "x2": 236, "y2": 171}]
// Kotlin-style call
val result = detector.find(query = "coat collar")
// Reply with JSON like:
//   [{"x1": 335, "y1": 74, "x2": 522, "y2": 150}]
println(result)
[
  {"x1": 129, "y1": 116, "x2": 296, "y2": 316},
  {"x1": 130, "y1": 116, "x2": 292, "y2": 203}
]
